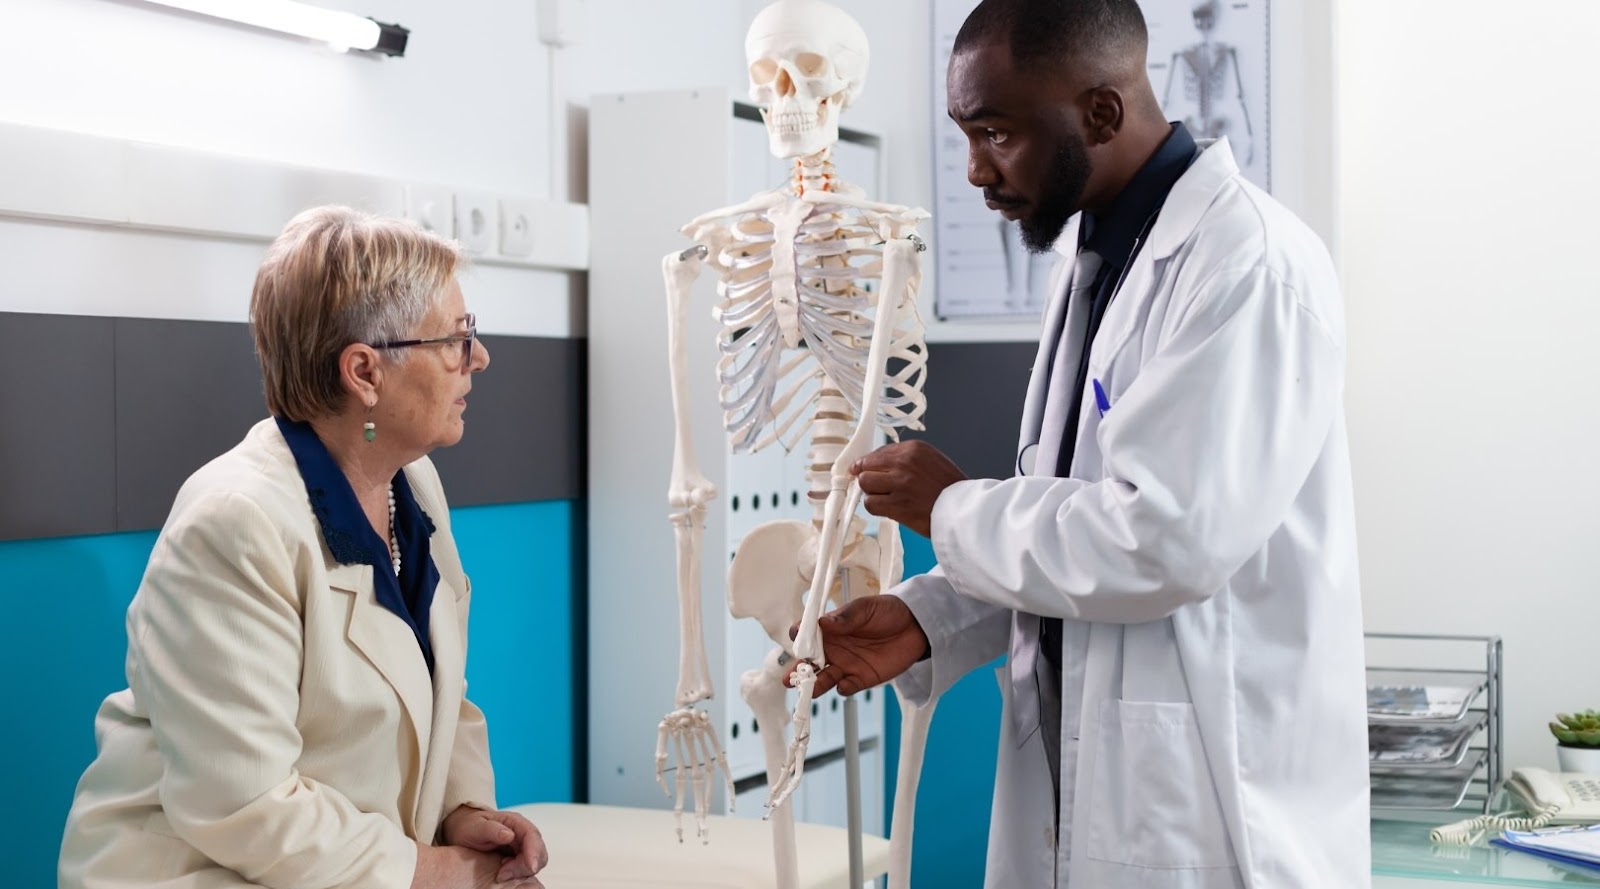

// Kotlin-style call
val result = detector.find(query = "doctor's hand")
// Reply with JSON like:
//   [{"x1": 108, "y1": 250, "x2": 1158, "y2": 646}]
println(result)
[
  {"x1": 786, "y1": 596, "x2": 930, "y2": 696},
  {"x1": 851, "y1": 441, "x2": 968, "y2": 539},
  {"x1": 439, "y1": 805, "x2": 549, "y2": 883}
]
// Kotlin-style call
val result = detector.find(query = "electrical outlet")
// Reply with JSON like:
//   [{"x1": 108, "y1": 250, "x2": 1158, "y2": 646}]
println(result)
[
  {"x1": 453, "y1": 191, "x2": 496, "y2": 255},
  {"x1": 404, "y1": 185, "x2": 453, "y2": 237},
  {"x1": 499, "y1": 197, "x2": 538, "y2": 257}
]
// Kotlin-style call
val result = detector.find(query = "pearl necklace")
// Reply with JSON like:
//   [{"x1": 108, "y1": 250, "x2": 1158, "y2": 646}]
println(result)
[{"x1": 387, "y1": 483, "x2": 402, "y2": 575}]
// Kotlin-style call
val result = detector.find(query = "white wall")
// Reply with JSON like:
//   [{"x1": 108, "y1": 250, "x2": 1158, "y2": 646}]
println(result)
[
  {"x1": 0, "y1": 0, "x2": 548, "y2": 195},
  {"x1": 0, "y1": 0, "x2": 572, "y2": 335},
  {"x1": 1339, "y1": 0, "x2": 1600, "y2": 772}
]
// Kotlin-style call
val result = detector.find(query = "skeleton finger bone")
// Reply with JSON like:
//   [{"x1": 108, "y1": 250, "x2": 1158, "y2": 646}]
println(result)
[{"x1": 767, "y1": 661, "x2": 817, "y2": 811}]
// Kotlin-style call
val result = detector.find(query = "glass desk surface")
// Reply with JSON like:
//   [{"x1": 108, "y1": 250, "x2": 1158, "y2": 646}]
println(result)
[{"x1": 1373, "y1": 820, "x2": 1600, "y2": 886}]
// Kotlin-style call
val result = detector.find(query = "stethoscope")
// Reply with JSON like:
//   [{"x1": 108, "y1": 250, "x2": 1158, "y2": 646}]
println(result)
[{"x1": 1015, "y1": 207, "x2": 1162, "y2": 478}]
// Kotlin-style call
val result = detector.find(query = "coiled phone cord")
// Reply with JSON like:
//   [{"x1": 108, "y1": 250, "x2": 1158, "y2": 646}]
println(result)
[{"x1": 1430, "y1": 803, "x2": 1560, "y2": 845}]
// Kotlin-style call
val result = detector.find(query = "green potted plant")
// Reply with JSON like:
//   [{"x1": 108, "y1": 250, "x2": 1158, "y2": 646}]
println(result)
[{"x1": 1550, "y1": 710, "x2": 1600, "y2": 773}]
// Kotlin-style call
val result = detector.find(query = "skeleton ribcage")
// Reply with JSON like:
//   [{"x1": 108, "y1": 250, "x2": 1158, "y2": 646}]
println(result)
[{"x1": 712, "y1": 203, "x2": 927, "y2": 454}]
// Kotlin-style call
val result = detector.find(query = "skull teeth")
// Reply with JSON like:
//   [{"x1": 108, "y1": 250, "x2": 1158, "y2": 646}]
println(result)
[{"x1": 773, "y1": 111, "x2": 819, "y2": 135}]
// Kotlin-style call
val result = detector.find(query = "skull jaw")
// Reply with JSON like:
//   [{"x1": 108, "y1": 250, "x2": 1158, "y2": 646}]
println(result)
[{"x1": 762, "y1": 99, "x2": 842, "y2": 160}]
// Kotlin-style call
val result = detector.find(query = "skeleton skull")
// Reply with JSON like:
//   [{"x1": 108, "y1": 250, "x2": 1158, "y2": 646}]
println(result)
[{"x1": 745, "y1": 0, "x2": 869, "y2": 160}]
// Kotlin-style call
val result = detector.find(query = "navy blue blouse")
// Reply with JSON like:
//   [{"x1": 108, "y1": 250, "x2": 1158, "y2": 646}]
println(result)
[{"x1": 275, "y1": 417, "x2": 441, "y2": 674}]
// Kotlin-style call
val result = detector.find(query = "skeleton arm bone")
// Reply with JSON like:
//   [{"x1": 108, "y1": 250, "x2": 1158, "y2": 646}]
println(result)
[
  {"x1": 1163, "y1": 52, "x2": 1181, "y2": 109},
  {"x1": 769, "y1": 237, "x2": 921, "y2": 809},
  {"x1": 663, "y1": 250, "x2": 718, "y2": 510},
  {"x1": 656, "y1": 247, "x2": 735, "y2": 841},
  {"x1": 1227, "y1": 46, "x2": 1256, "y2": 164}
]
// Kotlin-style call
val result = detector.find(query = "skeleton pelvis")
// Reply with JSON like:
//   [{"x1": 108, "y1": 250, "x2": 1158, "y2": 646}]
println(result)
[{"x1": 728, "y1": 518, "x2": 882, "y2": 650}]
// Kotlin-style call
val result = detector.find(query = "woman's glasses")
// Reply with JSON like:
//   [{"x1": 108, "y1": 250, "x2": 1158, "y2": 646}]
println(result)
[{"x1": 371, "y1": 313, "x2": 477, "y2": 372}]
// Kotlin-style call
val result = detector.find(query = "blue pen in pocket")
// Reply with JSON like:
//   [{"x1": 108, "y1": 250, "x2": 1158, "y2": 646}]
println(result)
[{"x1": 1092, "y1": 378, "x2": 1112, "y2": 417}]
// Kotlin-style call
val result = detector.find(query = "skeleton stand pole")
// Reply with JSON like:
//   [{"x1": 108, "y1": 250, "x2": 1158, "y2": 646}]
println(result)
[{"x1": 840, "y1": 569, "x2": 863, "y2": 889}]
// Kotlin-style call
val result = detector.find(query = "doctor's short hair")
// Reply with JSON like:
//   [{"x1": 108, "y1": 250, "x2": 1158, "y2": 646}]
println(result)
[
  {"x1": 953, "y1": 0, "x2": 1148, "y2": 75},
  {"x1": 250, "y1": 205, "x2": 463, "y2": 423}
]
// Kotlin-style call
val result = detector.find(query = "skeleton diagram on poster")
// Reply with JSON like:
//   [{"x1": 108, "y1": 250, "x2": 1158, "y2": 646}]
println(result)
[
  {"x1": 929, "y1": 0, "x2": 1060, "y2": 320},
  {"x1": 1146, "y1": 0, "x2": 1271, "y2": 191},
  {"x1": 929, "y1": 0, "x2": 1270, "y2": 320}
]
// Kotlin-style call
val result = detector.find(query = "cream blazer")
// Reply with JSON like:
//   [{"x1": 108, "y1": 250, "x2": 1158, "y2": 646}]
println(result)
[{"x1": 60, "y1": 419, "x2": 497, "y2": 889}]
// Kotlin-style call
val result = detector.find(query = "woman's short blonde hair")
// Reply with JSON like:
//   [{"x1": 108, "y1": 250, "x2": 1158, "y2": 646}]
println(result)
[{"x1": 250, "y1": 205, "x2": 462, "y2": 422}]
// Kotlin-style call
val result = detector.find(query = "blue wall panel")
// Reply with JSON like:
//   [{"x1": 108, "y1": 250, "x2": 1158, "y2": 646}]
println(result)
[
  {"x1": 0, "y1": 500, "x2": 575, "y2": 889},
  {"x1": 885, "y1": 527, "x2": 1003, "y2": 889},
  {"x1": 450, "y1": 501, "x2": 577, "y2": 806}
]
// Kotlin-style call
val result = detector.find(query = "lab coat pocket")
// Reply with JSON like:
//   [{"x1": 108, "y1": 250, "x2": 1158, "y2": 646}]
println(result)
[{"x1": 1085, "y1": 699, "x2": 1237, "y2": 870}]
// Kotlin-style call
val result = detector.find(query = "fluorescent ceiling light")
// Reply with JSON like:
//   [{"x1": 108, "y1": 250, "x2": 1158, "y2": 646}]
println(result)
[{"x1": 139, "y1": 0, "x2": 409, "y2": 56}]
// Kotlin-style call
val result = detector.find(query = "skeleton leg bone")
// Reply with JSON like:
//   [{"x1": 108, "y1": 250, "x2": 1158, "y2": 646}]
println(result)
[
  {"x1": 869, "y1": 516, "x2": 929, "y2": 889},
  {"x1": 742, "y1": 650, "x2": 800, "y2": 889}
]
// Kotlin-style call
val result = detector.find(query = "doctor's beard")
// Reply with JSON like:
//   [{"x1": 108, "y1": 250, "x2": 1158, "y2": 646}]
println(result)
[{"x1": 1019, "y1": 133, "x2": 1093, "y2": 254}]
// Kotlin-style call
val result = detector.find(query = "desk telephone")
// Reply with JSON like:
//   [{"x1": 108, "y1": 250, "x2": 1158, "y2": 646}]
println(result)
[
  {"x1": 1431, "y1": 769, "x2": 1600, "y2": 844},
  {"x1": 1504, "y1": 768, "x2": 1600, "y2": 824}
]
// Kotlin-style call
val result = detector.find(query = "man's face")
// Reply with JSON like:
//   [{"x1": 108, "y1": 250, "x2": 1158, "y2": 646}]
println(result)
[{"x1": 948, "y1": 40, "x2": 1094, "y2": 253}]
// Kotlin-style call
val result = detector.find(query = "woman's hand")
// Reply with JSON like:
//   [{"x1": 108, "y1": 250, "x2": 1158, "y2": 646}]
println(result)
[
  {"x1": 413, "y1": 842, "x2": 543, "y2": 889},
  {"x1": 441, "y1": 806, "x2": 549, "y2": 882}
]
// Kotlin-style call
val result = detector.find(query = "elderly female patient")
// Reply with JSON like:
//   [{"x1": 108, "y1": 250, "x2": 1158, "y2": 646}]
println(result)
[{"x1": 59, "y1": 206, "x2": 548, "y2": 889}]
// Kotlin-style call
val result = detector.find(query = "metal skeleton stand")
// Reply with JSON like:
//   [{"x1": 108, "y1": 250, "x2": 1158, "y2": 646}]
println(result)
[{"x1": 839, "y1": 568, "x2": 864, "y2": 889}]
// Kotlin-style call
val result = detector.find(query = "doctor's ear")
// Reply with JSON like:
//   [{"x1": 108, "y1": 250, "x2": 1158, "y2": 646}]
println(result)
[{"x1": 1083, "y1": 86, "x2": 1126, "y2": 146}]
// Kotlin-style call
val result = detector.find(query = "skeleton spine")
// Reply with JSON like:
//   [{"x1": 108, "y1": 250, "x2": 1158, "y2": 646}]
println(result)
[
  {"x1": 805, "y1": 390, "x2": 855, "y2": 526},
  {"x1": 792, "y1": 149, "x2": 836, "y2": 197}
]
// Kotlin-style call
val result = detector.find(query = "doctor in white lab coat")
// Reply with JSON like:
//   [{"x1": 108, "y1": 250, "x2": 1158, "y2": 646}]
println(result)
[{"x1": 802, "y1": 2, "x2": 1370, "y2": 888}]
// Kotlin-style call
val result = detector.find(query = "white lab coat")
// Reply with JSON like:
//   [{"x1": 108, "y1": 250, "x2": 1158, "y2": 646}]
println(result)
[{"x1": 892, "y1": 140, "x2": 1370, "y2": 889}]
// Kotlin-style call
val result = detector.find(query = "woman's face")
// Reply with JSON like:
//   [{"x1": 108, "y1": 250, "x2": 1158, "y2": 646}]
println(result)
[{"x1": 377, "y1": 279, "x2": 490, "y2": 454}]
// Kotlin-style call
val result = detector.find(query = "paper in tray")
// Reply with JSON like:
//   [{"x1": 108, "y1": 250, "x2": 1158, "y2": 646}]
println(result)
[
  {"x1": 1368, "y1": 710, "x2": 1484, "y2": 766},
  {"x1": 1367, "y1": 683, "x2": 1477, "y2": 722}
]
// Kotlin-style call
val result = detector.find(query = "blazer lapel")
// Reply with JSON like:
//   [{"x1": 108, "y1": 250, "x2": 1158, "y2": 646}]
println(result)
[
  {"x1": 327, "y1": 562, "x2": 434, "y2": 755},
  {"x1": 413, "y1": 571, "x2": 465, "y2": 836}
]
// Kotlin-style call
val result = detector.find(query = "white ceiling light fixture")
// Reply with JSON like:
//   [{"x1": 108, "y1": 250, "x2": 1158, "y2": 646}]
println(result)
[{"x1": 138, "y1": 0, "x2": 409, "y2": 56}]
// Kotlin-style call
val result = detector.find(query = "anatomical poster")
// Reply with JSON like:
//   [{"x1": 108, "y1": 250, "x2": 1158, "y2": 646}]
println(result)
[
  {"x1": 1145, "y1": 0, "x2": 1271, "y2": 191},
  {"x1": 928, "y1": 0, "x2": 1271, "y2": 321}
]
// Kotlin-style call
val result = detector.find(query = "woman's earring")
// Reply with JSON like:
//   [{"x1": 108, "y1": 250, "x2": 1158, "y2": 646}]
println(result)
[{"x1": 363, "y1": 406, "x2": 376, "y2": 442}]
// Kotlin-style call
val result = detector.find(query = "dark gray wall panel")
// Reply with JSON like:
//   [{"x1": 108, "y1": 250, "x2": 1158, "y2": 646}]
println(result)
[
  {"x1": 113, "y1": 317, "x2": 266, "y2": 530},
  {"x1": 0, "y1": 313, "x2": 117, "y2": 540},
  {"x1": 430, "y1": 336, "x2": 585, "y2": 504},
  {"x1": 2, "y1": 314, "x2": 584, "y2": 540},
  {"x1": 903, "y1": 340, "x2": 1038, "y2": 481}
]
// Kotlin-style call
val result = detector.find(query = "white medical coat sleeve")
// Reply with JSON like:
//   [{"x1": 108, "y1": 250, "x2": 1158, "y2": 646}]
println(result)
[
  {"x1": 132, "y1": 491, "x2": 417, "y2": 889},
  {"x1": 890, "y1": 564, "x2": 1011, "y2": 706},
  {"x1": 930, "y1": 264, "x2": 1343, "y2": 624}
]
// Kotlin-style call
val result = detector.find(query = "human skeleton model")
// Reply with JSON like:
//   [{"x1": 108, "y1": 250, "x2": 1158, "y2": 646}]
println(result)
[
  {"x1": 654, "y1": 3, "x2": 935, "y2": 888},
  {"x1": 1163, "y1": 0, "x2": 1255, "y2": 165}
]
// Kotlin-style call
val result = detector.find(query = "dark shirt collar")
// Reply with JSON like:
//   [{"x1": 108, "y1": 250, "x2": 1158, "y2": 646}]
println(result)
[
  {"x1": 274, "y1": 415, "x2": 441, "y2": 674},
  {"x1": 1081, "y1": 122, "x2": 1198, "y2": 270},
  {"x1": 273, "y1": 416, "x2": 433, "y2": 569}
]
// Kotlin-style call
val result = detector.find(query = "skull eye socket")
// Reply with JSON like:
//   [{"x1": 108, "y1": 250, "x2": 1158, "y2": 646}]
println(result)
[
  {"x1": 750, "y1": 58, "x2": 779, "y2": 84},
  {"x1": 794, "y1": 52, "x2": 828, "y2": 77}
]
